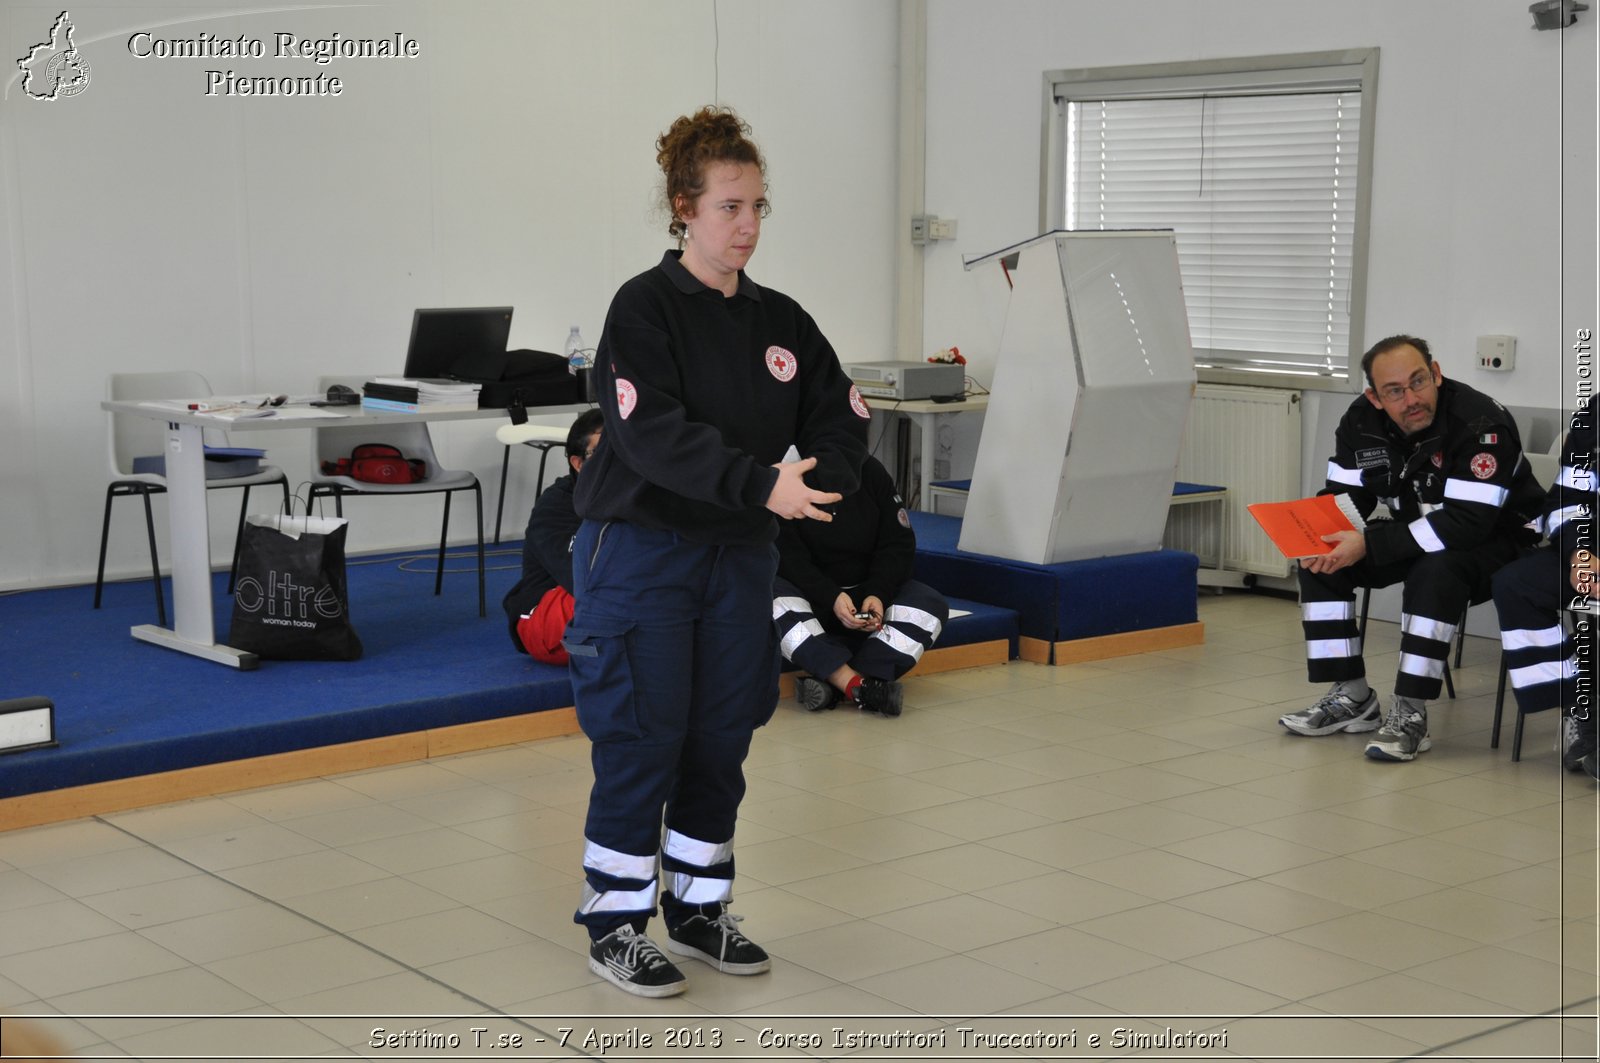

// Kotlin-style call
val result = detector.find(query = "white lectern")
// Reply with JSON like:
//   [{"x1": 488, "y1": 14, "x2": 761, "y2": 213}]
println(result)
[{"x1": 959, "y1": 231, "x2": 1195, "y2": 564}]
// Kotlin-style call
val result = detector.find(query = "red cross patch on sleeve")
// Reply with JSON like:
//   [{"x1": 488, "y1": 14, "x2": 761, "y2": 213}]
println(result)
[{"x1": 1470, "y1": 452, "x2": 1498, "y2": 479}]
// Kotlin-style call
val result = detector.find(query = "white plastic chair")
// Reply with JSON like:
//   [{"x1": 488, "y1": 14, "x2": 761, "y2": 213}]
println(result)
[
  {"x1": 492, "y1": 422, "x2": 568, "y2": 543},
  {"x1": 95, "y1": 370, "x2": 291, "y2": 626},
  {"x1": 306, "y1": 376, "x2": 485, "y2": 616}
]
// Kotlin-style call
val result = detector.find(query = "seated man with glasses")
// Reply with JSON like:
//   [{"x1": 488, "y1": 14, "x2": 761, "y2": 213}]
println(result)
[
  {"x1": 1280, "y1": 335, "x2": 1544, "y2": 761},
  {"x1": 502, "y1": 409, "x2": 603, "y2": 662}
]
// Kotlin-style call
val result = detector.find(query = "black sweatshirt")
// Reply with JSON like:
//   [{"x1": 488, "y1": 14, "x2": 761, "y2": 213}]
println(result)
[
  {"x1": 776, "y1": 456, "x2": 915, "y2": 614},
  {"x1": 574, "y1": 251, "x2": 869, "y2": 545}
]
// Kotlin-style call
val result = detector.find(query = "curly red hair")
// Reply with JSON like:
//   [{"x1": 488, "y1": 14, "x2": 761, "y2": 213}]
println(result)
[{"x1": 656, "y1": 106, "x2": 766, "y2": 238}]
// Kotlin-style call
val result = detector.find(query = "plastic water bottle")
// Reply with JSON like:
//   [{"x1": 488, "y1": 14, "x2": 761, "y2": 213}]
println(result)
[{"x1": 564, "y1": 326, "x2": 587, "y2": 375}]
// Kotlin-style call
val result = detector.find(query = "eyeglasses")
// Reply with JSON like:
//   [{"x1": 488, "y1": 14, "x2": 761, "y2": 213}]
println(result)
[{"x1": 1374, "y1": 371, "x2": 1435, "y2": 404}]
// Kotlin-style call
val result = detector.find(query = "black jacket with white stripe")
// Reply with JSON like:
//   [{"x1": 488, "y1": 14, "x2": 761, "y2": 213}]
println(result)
[
  {"x1": 1322, "y1": 377, "x2": 1544, "y2": 568},
  {"x1": 1546, "y1": 401, "x2": 1596, "y2": 565}
]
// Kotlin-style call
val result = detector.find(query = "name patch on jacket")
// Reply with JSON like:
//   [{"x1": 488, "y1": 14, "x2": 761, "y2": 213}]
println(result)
[{"x1": 1355, "y1": 447, "x2": 1388, "y2": 468}]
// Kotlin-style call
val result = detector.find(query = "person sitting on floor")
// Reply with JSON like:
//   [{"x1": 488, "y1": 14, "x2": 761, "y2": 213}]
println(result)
[
  {"x1": 773, "y1": 454, "x2": 949, "y2": 717},
  {"x1": 501, "y1": 409, "x2": 603, "y2": 662},
  {"x1": 1492, "y1": 402, "x2": 1598, "y2": 778}
]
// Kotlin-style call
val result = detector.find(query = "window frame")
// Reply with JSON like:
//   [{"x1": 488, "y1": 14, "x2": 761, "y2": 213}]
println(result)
[{"x1": 1039, "y1": 48, "x2": 1379, "y2": 387}]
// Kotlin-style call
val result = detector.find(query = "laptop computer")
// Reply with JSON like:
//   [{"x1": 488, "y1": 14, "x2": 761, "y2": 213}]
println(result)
[{"x1": 401, "y1": 306, "x2": 514, "y2": 383}]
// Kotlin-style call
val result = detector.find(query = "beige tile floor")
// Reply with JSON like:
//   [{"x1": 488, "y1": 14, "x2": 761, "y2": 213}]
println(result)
[{"x1": 1, "y1": 593, "x2": 1596, "y2": 1061}]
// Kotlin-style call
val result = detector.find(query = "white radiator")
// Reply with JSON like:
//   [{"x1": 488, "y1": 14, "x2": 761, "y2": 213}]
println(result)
[{"x1": 1165, "y1": 384, "x2": 1302, "y2": 578}]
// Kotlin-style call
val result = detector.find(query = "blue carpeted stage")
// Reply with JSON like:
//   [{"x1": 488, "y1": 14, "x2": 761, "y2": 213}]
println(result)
[{"x1": 0, "y1": 542, "x2": 1022, "y2": 821}]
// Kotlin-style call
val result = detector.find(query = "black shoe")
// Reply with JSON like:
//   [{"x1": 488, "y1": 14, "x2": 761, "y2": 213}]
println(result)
[
  {"x1": 666, "y1": 909, "x2": 771, "y2": 975},
  {"x1": 854, "y1": 677, "x2": 903, "y2": 717},
  {"x1": 795, "y1": 675, "x2": 840, "y2": 712},
  {"x1": 588, "y1": 927, "x2": 687, "y2": 997}
]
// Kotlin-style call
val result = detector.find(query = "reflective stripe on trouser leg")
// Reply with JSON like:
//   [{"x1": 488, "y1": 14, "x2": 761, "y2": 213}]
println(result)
[
  {"x1": 1493, "y1": 548, "x2": 1585, "y2": 716},
  {"x1": 1298, "y1": 566, "x2": 1364, "y2": 684},
  {"x1": 850, "y1": 580, "x2": 949, "y2": 681},
  {"x1": 1393, "y1": 550, "x2": 1492, "y2": 702},
  {"x1": 1391, "y1": 612, "x2": 1456, "y2": 701},
  {"x1": 1392, "y1": 610, "x2": 1457, "y2": 700},
  {"x1": 576, "y1": 840, "x2": 658, "y2": 928},
  {"x1": 772, "y1": 576, "x2": 851, "y2": 680},
  {"x1": 660, "y1": 828, "x2": 735, "y2": 912}
]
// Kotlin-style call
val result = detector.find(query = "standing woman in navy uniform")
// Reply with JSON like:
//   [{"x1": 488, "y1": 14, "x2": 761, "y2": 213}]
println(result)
[{"x1": 566, "y1": 106, "x2": 869, "y2": 997}]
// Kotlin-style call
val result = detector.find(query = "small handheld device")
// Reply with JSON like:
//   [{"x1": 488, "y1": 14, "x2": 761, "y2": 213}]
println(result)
[{"x1": 853, "y1": 610, "x2": 875, "y2": 622}]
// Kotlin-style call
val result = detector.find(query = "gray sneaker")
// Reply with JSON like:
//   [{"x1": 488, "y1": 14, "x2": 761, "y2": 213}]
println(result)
[
  {"x1": 1365, "y1": 700, "x2": 1431, "y2": 761},
  {"x1": 1280, "y1": 686, "x2": 1381, "y2": 736},
  {"x1": 1560, "y1": 714, "x2": 1594, "y2": 772}
]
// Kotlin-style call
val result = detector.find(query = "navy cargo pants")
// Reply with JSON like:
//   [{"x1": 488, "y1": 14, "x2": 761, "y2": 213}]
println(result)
[
  {"x1": 1492, "y1": 546, "x2": 1595, "y2": 727},
  {"x1": 566, "y1": 519, "x2": 780, "y2": 940}
]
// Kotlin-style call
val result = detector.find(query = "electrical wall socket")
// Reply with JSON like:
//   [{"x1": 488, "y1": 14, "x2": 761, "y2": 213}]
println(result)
[{"x1": 1477, "y1": 334, "x2": 1515, "y2": 371}]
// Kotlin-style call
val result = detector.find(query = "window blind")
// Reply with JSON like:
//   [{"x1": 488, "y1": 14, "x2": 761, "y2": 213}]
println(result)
[{"x1": 1065, "y1": 91, "x2": 1360, "y2": 375}]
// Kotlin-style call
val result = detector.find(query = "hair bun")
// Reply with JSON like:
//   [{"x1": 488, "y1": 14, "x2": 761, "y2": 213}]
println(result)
[{"x1": 655, "y1": 106, "x2": 766, "y2": 238}]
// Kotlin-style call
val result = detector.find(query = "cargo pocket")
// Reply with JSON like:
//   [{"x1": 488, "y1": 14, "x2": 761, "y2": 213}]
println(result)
[
  {"x1": 752, "y1": 628, "x2": 783, "y2": 729},
  {"x1": 564, "y1": 618, "x2": 641, "y2": 742}
]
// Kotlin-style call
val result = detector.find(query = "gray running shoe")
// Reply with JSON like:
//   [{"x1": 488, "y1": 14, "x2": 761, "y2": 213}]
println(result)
[
  {"x1": 1560, "y1": 714, "x2": 1594, "y2": 772},
  {"x1": 1279, "y1": 686, "x2": 1381, "y2": 736},
  {"x1": 1365, "y1": 701, "x2": 1431, "y2": 761}
]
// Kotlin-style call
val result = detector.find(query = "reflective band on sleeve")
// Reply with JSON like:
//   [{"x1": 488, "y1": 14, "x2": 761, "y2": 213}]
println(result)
[
  {"x1": 664, "y1": 829, "x2": 733, "y2": 869},
  {"x1": 1402, "y1": 613, "x2": 1458, "y2": 643},
  {"x1": 1398, "y1": 652, "x2": 1446, "y2": 680},
  {"x1": 1509, "y1": 658, "x2": 1578, "y2": 689},
  {"x1": 1302, "y1": 601, "x2": 1355, "y2": 622},
  {"x1": 665, "y1": 870, "x2": 734, "y2": 905},
  {"x1": 886, "y1": 604, "x2": 942, "y2": 637},
  {"x1": 1559, "y1": 466, "x2": 1596, "y2": 490},
  {"x1": 578, "y1": 881, "x2": 658, "y2": 916},
  {"x1": 1503, "y1": 624, "x2": 1568, "y2": 650},
  {"x1": 872, "y1": 623, "x2": 926, "y2": 661},
  {"x1": 1546, "y1": 505, "x2": 1590, "y2": 537},
  {"x1": 1409, "y1": 516, "x2": 1447, "y2": 553},
  {"x1": 1327, "y1": 462, "x2": 1364, "y2": 487},
  {"x1": 1443, "y1": 478, "x2": 1510, "y2": 507},
  {"x1": 1307, "y1": 638, "x2": 1360, "y2": 660},
  {"x1": 779, "y1": 618, "x2": 825, "y2": 658},
  {"x1": 772, "y1": 596, "x2": 812, "y2": 620},
  {"x1": 583, "y1": 840, "x2": 658, "y2": 881}
]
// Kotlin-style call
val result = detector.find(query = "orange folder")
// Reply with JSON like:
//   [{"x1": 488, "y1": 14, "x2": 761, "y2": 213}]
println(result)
[{"x1": 1247, "y1": 494, "x2": 1359, "y2": 559}]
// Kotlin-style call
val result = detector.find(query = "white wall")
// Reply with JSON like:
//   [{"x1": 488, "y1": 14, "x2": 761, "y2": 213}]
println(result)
[
  {"x1": 922, "y1": 0, "x2": 1598, "y2": 487},
  {"x1": 0, "y1": 0, "x2": 900, "y2": 591}
]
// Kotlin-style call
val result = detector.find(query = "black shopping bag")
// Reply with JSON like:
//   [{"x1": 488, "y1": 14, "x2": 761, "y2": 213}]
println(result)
[{"x1": 228, "y1": 514, "x2": 363, "y2": 660}]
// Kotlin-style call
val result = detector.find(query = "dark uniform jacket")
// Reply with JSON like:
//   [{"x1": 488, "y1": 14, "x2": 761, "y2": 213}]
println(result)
[
  {"x1": 1323, "y1": 377, "x2": 1544, "y2": 567},
  {"x1": 1546, "y1": 401, "x2": 1597, "y2": 565},
  {"x1": 575, "y1": 251, "x2": 869, "y2": 545},
  {"x1": 777, "y1": 456, "x2": 915, "y2": 616},
  {"x1": 500, "y1": 472, "x2": 578, "y2": 652}
]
